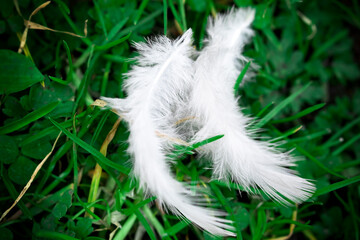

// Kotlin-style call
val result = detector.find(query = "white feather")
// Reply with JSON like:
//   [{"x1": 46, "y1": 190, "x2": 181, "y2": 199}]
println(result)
[
  {"x1": 189, "y1": 8, "x2": 315, "y2": 204},
  {"x1": 102, "y1": 29, "x2": 234, "y2": 236}
]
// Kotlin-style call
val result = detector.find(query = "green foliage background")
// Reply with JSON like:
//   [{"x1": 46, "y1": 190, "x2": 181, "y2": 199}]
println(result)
[{"x1": 0, "y1": 0, "x2": 359, "y2": 239}]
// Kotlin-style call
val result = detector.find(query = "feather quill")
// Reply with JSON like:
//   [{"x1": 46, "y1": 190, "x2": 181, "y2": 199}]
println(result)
[
  {"x1": 189, "y1": 8, "x2": 315, "y2": 204},
  {"x1": 102, "y1": 29, "x2": 234, "y2": 236}
]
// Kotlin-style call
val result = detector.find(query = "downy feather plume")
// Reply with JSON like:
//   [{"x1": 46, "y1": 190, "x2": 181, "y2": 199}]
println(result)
[
  {"x1": 189, "y1": 8, "x2": 315, "y2": 204},
  {"x1": 102, "y1": 29, "x2": 234, "y2": 236}
]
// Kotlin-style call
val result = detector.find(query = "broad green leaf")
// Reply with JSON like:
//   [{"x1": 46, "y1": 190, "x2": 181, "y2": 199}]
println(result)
[
  {"x1": 52, "y1": 189, "x2": 73, "y2": 219},
  {"x1": 2, "y1": 96, "x2": 25, "y2": 118},
  {"x1": 0, "y1": 50, "x2": 44, "y2": 94},
  {"x1": 22, "y1": 138, "x2": 52, "y2": 160},
  {"x1": 8, "y1": 156, "x2": 37, "y2": 185},
  {"x1": 0, "y1": 228, "x2": 13, "y2": 240},
  {"x1": 0, "y1": 135, "x2": 19, "y2": 164},
  {"x1": 73, "y1": 218, "x2": 93, "y2": 238}
]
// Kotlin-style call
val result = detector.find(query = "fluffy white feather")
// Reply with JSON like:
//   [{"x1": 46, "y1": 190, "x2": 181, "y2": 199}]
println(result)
[
  {"x1": 102, "y1": 29, "x2": 234, "y2": 236},
  {"x1": 189, "y1": 8, "x2": 315, "y2": 204}
]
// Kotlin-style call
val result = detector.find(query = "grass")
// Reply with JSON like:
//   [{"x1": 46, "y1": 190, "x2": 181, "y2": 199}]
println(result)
[{"x1": 0, "y1": 0, "x2": 359, "y2": 239}]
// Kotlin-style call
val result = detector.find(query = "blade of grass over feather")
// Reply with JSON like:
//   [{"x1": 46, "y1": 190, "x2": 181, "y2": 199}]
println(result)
[
  {"x1": 312, "y1": 175, "x2": 360, "y2": 197},
  {"x1": 172, "y1": 135, "x2": 224, "y2": 159},
  {"x1": 271, "y1": 103, "x2": 325, "y2": 124},
  {"x1": 234, "y1": 61, "x2": 251, "y2": 95},
  {"x1": 254, "y1": 82, "x2": 310, "y2": 129},
  {"x1": 49, "y1": 118, "x2": 130, "y2": 175},
  {"x1": 0, "y1": 101, "x2": 59, "y2": 135}
]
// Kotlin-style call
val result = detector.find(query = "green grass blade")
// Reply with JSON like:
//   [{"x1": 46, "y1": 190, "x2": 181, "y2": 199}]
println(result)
[
  {"x1": 178, "y1": 0, "x2": 187, "y2": 30},
  {"x1": 106, "y1": 17, "x2": 129, "y2": 42},
  {"x1": 113, "y1": 214, "x2": 137, "y2": 240},
  {"x1": 271, "y1": 103, "x2": 325, "y2": 124},
  {"x1": 234, "y1": 61, "x2": 251, "y2": 95},
  {"x1": 49, "y1": 118, "x2": 130, "y2": 175},
  {"x1": 324, "y1": 116, "x2": 360, "y2": 147},
  {"x1": 0, "y1": 101, "x2": 59, "y2": 135},
  {"x1": 123, "y1": 197, "x2": 156, "y2": 215},
  {"x1": 101, "y1": 61, "x2": 112, "y2": 96},
  {"x1": 313, "y1": 175, "x2": 360, "y2": 197},
  {"x1": 311, "y1": 30, "x2": 348, "y2": 59},
  {"x1": 134, "y1": 0, "x2": 150, "y2": 25},
  {"x1": 332, "y1": 133, "x2": 360, "y2": 156},
  {"x1": 93, "y1": 0, "x2": 108, "y2": 39},
  {"x1": 254, "y1": 82, "x2": 311, "y2": 129},
  {"x1": 95, "y1": 33, "x2": 131, "y2": 51},
  {"x1": 165, "y1": 220, "x2": 190, "y2": 236},
  {"x1": 256, "y1": 101, "x2": 274, "y2": 117},
  {"x1": 63, "y1": 40, "x2": 74, "y2": 83},
  {"x1": 286, "y1": 129, "x2": 330, "y2": 144},
  {"x1": 163, "y1": 0, "x2": 168, "y2": 35},
  {"x1": 134, "y1": 209, "x2": 157, "y2": 240},
  {"x1": 143, "y1": 205, "x2": 169, "y2": 239},
  {"x1": 295, "y1": 145, "x2": 345, "y2": 179},
  {"x1": 168, "y1": 0, "x2": 184, "y2": 31}
]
